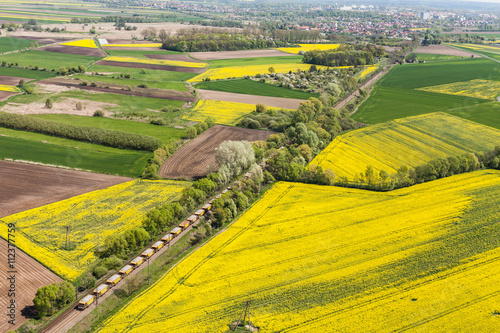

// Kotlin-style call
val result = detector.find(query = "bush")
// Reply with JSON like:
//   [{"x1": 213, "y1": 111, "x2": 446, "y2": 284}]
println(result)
[
  {"x1": 101, "y1": 255, "x2": 122, "y2": 270},
  {"x1": 75, "y1": 102, "x2": 83, "y2": 111},
  {"x1": 149, "y1": 118, "x2": 166, "y2": 126},
  {"x1": 79, "y1": 81, "x2": 88, "y2": 86},
  {"x1": 33, "y1": 281, "x2": 74, "y2": 319},
  {"x1": 75, "y1": 273, "x2": 96, "y2": 292},
  {"x1": 93, "y1": 110, "x2": 104, "y2": 117},
  {"x1": 93, "y1": 266, "x2": 108, "y2": 278},
  {"x1": 45, "y1": 99, "x2": 53, "y2": 109},
  {"x1": 90, "y1": 82, "x2": 97, "y2": 87},
  {"x1": 256, "y1": 103, "x2": 267, "y2": 113},
  {"x1": 24, "y1": 86, "x2": 34, "y2": 94},
  {"x1": 137, "y1": 83, "x2": 148, "y2": 88}
]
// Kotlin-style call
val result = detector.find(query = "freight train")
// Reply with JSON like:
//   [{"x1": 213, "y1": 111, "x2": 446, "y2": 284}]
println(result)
[{"x1": 77, "y1": 195, "x2": 220, "y2": 310}]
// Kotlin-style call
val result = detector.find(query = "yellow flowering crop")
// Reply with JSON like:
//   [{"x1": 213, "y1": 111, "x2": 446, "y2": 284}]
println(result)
[
  {"x1": 277, "y1": 43, "x2": 340, "y2": 54},
  {"x1": 417, "y1": 79, "x2": 500, "y2": 100},
  {"x1": 188, "y1": 63, "x2": 328, "y2": 82},
  {"x1": 104, "y1": 43, "x2": 163, "y2": 48},
  {"x1": 0, "y1": 84, "x2": 21, "y2": 92},
  {"x1": 183, "y1": 99, "x2": 293, "y2": 125},
  {"x1": 357, "y1": 65, "x2": 378, "y2": 79},
  {"x1": 311, "y1": 112, "x2": 500, "y2": 182},
  {"x1": 103, "y1": 56, "x2": 208, "y2": 68},
  {"x1": 98, "y1": 170, "x2": 500, "y2": 332},
  {"x1": 60, "y1": 39, "x2": 98, "y2": 48},
  {"x1": 0, "y1": 180, "x2": 188, "y2": 280}
]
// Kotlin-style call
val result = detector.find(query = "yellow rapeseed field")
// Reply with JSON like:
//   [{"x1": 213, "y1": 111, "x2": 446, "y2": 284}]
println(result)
[
  {"x1": 311, "y1": 112, "x2": 500, "y2": 182},
  {"x1": 104, "y1": 43, "x2": 163, "y2": 48},
  {"x1": 0, "y1": 84, "x2": 21, "y2": 92},
  {"x1": 61, "y1": 39, "x2": 98, "y2": 48},
  {"x1": 0, "y1": 180, "x2": 188, "y2": 280},
  {"x1": 98, "y1": 170, "x2": 500, "y2": 332},
  {"x1": 357, "y1": 65, "x2": 378, "y2": 79},
  {"x1": 188, "y1": 63, "x2": 328, "y2": 82},
  {"x1": 184, "y1": 99, "x2": 293, "y2": 125},
  {"x1": 103, "y1": 56, "x2": 208, "y2": 68},
  {"x1": 277, "y1": 43, "x2": 340, "y2": 54},
  {"x1": 417, "y1": 79, "x2": 500, "y2": 100}
]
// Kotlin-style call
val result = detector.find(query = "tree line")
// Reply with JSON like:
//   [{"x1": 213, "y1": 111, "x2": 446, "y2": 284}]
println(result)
[
  {"x1": 0, "y1": 112, "x2": 162, "y2": 151},
  {"x1": 302, "y1": 44, "x2": 386, "y2": 67}
]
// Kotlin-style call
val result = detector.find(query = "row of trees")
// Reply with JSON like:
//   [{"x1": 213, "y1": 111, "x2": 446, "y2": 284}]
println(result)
[
  {"x1": 0, "y1": 112, "x2": 162, "y2": 151},
  {"x1": 33, "y1": 282, "x2": 75, "y2": 319},
  {"x1": 302, "y1": 44, "x2": 385, "y2": 67}
]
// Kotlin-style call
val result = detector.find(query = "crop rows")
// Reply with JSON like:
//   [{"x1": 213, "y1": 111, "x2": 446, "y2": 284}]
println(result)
[
  {"x1": 103, "y1": 56, "x2": 208, "y2": 68},
  {"x1": 277, "y1": 43, "x2": 340, "y2": 54},
  {"x1": 418, "y1": 79, "x2": 500, "y2": 100},
  {"x1": 61, "y1": 39, "x2": 98, "y2": 48}
]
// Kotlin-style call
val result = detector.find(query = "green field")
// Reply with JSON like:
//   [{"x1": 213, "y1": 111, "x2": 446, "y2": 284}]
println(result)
[
  {"x1": 195, "y1": 79, "x2": 318, "y2": 99},
  {"x1": 0, "y1": 37, "x2": 39, "y2": 53},
  {"x1": 206, "y1": 55, "x2": 304, "y2": 69},
  {"x1": 412, "y1": 53, "x2": 466, "y2": 62},
  {"x1": 71, "y1": 73, "x2": 188, "y2": 91},
  {"x1": 0, "y1": 50, "x2": 103, "y2": 71},
  {"x1": 31, "y1": 114, "x2": 186, "y2": 142},
  {"x1": 354, "y1": 58, "x2": 500, "y2": 127},
  {"x1": 88, "y1": 64, "x2": 197, "y2": 82},
  {"x1": 0, "y1": 135, "x2": 150, "y2": 177},
  {"x1": 0, "y1": 66, "x2": 56, "y2": 80}
]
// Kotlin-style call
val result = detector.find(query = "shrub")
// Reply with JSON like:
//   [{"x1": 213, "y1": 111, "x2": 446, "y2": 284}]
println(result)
[
  {"x1": 93, "y1": 110, "x2": 104, "y2": 117},
  {"x1": 75, "y1": 273, "x2": 96, "y2": 292},
  {"x1": 93, "y1": 266, "x2": 108, "y2": 278},
  {"x1": 256, "y1": 103, "x2": 267, "y2": 113},
  {"x1": 45, "y1": 99, "x2": 53, "y2": 109},
  {"x1": 90, "y1": 82, "x2": 97, "y2": 87},
  {"x1": 137, "y1": 83, "x2": 148, "y2": 88},
  {"x1": 75, "y1": 102, "x2": 83, "y2": 111},
  {"x1": 24, "y1": 86, "x2": 34, "y2": 94},
  {"x1": 149, "y1": 118, "x2": 167, "y2": 126},
  {"x1": 79, "y1": 81, "x2": 88, "y2": 86}
]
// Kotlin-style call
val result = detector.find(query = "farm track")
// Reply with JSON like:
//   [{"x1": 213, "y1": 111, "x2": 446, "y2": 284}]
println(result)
[{"x1": 158, "y1": 125, "x2": 276, "y2": 179}]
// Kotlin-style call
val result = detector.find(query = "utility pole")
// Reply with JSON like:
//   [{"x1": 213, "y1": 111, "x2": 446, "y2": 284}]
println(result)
[
  {"x1": 233, "y1": 300, "x2": 252, "y2": 331},
  {"x1": 148, "y1": 258, "x2": 150, "y2": 285},
  {"x1": 65, "y1": 225, "x2": 70, "y2": 249}
]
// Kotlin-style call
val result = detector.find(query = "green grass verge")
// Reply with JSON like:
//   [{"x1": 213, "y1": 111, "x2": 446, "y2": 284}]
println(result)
[
  {"x1": 0, "y1": 50, "x2": 102, "y2": 71},
  {"x1": 0, "y1": 135, "x2": 150, "y2": 177},
  {"x1": 0, "y1": 66, "x2": 56, "y2": 80},
  {"x1": 207, "y1": 55, "x2": 304, "y2": 69},
  {"x1": 88, "y1": 64, "x2": 197, "y2": 82},
  {"x1": 195, "y1": 79, "x2": 318, "y2": 99},
  {"x1": 30, "y1": 114, "x2": 186, "y2": 143}
]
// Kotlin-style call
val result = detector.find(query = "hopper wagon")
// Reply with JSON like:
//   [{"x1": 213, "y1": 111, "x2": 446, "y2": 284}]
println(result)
[
  {"x1": 179, "y1": 220, "x2": 190, "y2": 230},
  {"x1": 78, "y1": 294, "x2": 95, "y2": 310},
  {"x1": 119, "y1": 265, "x2": 133, "y2": 277},
  {"x1": 171, "y1": 227, "x2": 182, "y2": 237},
  {"x1": 142, "y1": 248, "x2": 154, "y2": 258},
  {"x1": 94, "y1": 284, "x2": 108, "y2": 297},
  {"x1": 188, "y1": 214, "x2": 198, "y2": 223},
  {"x1": 106, "y1": 274, "x2": 121, "y2": 287},
  {"x1": 152, "y1": 240, "x2": 164, "y2": 252},
  {"x1": 194, "y1": 209, "x2": 204, "y2": 217},
  {"x1": 221, "y1": 189, "x2": 229, "y2": 194},
  {"x1": 202, "y1": 203, "x2": 211, "y2": 212},
  {"x1": 131, "y1": 256, "x2": 144, "y2": 269},
  {"x1": 162, "y1": 233, "x2": 173, "y2": 243}
]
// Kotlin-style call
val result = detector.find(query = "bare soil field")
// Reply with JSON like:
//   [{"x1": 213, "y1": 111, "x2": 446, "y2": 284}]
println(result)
[
  {"x1": 95, "y1": 60, "x2": 207, "y2": 73},
  {"x1": 145, "y1": 54, "x2": 205, "y2": 63},
  {"x1": 38, "y1": 78, "x2": 196, "y2": 102},
  {"x1": 414, "y1": 45, "x2": 480, "y2": 57},
  {"x1": 39, "y1": 45, "x2": 106, "y2": 57},
  {"x1": 0, "y1": 91, "x2": 17, "y2": 101},
  {"x1": 6, "y1": 36, "x2": 71, "y2": 44},
  {"x1": 0, "y1": 160, "x2": 130, "y2": 218},
  {"x1": 197, "y1": 89, "x2": 304, "y2": 109},
  {"x1": 1, "y1": 97, "x2": 117, "y2": 117},
  {"x1": 0, "y1": 239, "x2": 62, "y2": 332},
  {"x1": 159, "y1": 125, "x2": 275, "y2": 179},
  {"x1": 0, "y1": 75, "x2": 33, "y2": 86},
  {"x1": 189, "y1": 49, "x2": 295, "y2": 61}
]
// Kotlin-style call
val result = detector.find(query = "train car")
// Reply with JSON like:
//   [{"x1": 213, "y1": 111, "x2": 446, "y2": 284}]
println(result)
[
  {"x1": 188, "y1": 215, "x2": 199, "y2": 223},
  {"x1": 221, "y1": 189, "x2": 229, "y2": 194},
  {"x1": 78, "y1": 294, "x2": 95, "y2": 310},
  {"x1": 161, "y1": 233, "x2": 173, "y2": 243},
  {"x1": 106, "y1": 274, "x2": 121, "y2": 287},
  {"x1": 202, "y1": 203, "x2": 212, "y2": 211},
  {"x1": 142, "y1": 248, "x2": 154, "y2": 258},
  {"x1": 179, "y1": 220, "x2": 190, "y2": 230},
  {"x1": 215, "y1": 194, "x2": 222, "y2": 199},
  {"x1": 152, "y1": 240, "x2": 164, "y2": 252},
  {"x1": 170, "y1": 226, "x2": 182, "y2": 237},
  {"x1": 94, "y1": 284, "x2": 108, "y2": 297},
  {"x1": 119, "y1": 265, "x2": 133, "y2": 277},
  {"x1": 130, "y1": 256, "x2": 144, "y2": 268},
  {"x1": 194, "y1": 209, "x2": 204, "y2": 217}
]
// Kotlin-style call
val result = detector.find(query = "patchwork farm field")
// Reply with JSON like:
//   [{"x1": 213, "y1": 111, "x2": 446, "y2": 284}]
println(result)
[
  {"x1": 312, "y1": 113, "x2": 500, "y2": 181},
  {"x1": 194, "y1": 79, "x2": 318, "y2": 99},
  {"x1": 354, "y1": 58, "x2": 500, "y2": 127},
  {"x1": 417, "y1": 79, "x2": 500, "y2": 100},
  {"x1": 184, "y1": 99, "x2": 293, "y2": 125},
  {"x1": 0, "y1": 36, "x2": 38, "y2": 52},
  {"x1": 98, "y1": 170, "x2": 500, "y2": 332},
  {"x1": 0, "y1": 179, "x2": 189, "y2": 280},
  {"x1": 0, "y1": 134, "x2": 151, "y2": 177},
  {"x1": 0, "y1": 50, "x2": 103, "y2": 71}
]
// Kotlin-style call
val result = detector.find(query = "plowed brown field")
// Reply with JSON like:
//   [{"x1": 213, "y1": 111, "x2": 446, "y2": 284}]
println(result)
[
  {"x1": 39, "y1": 45, "x2": 106, "y2": 57},
  {"x1": 95, "y1": 60, "x2": 206, "y2": 73},
  {"x1": 0, "y1": 91, "x2": 17, "y2": 101},
  {"x1": 0, "y1": 160, "x2": 130, "y2": 218},
  {"x1": 159, "y1": 125, "x2": 275, "y2": 179},
  {"x1": 0, "y1": 75, "x2": 33, "y2": 86}
]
